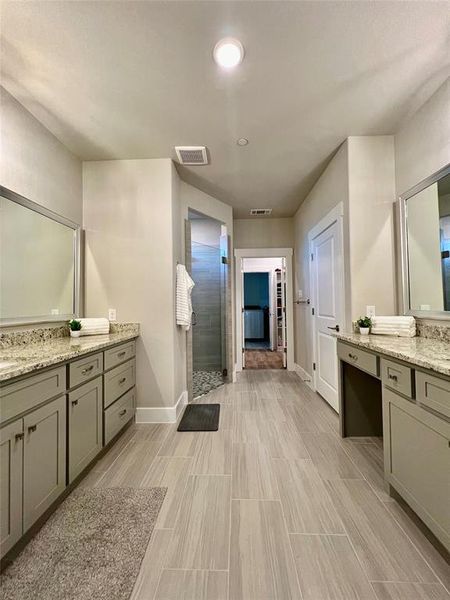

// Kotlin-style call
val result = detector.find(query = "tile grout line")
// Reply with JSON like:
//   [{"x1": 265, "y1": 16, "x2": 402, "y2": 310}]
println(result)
[
  {"x1": 227, "y1": 406, "x2": 236, "y2": 600},
  {"x1": 266, "y1": 387, "x2": 306, "y2": 600}
]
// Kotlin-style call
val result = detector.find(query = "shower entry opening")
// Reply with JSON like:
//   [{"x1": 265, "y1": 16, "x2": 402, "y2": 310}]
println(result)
[{"x1": 186, "y1": 210, "x2": 230, "y2": 399}]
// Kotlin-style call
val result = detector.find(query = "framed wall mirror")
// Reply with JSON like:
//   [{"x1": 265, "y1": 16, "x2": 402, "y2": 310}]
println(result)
[
  {"x1": 400, "y1": 164, "x2": 450, "y2": 319},
  {"x1": 0, "y1": 186, "x2": 80, "y2": 325}
]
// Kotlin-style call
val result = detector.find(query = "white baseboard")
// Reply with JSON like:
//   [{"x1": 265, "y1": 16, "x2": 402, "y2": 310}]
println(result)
[
  {"x1": 294, "y1": 363, "x2": 314, "y2": 390},
  {"x1": 136, "y1": 390, "x2": 188, "y2": 424}
]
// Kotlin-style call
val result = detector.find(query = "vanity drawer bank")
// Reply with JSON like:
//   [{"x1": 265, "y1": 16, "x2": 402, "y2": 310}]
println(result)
[
  {"x1": 0, "y1": 324, "x2": 139, "y2": 561},
  {"x1": 336, "y1": 333, "x2": 450, "y2": 552}
]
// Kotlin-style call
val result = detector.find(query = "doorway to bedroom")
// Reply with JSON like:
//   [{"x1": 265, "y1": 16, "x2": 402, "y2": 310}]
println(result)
[{"x1": 242, "y1": 257, "x2": 286, "y2": 370}]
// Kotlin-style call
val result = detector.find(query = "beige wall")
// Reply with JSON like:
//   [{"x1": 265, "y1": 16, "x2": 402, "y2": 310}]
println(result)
[
  {"x1": 83, "y1": 158, "x2": 182, "y2": 409},
  {"x1": 190, "y1": 218, "x2": 222, "y2": 247},
  {"x1": 395, "y1": 78, "x2": 449, "y2": 198},
  {"x1": 234, "y1": 218, "x2": 294, "y2": 249},
  {"x1": 347, "y1": 136, "x2": 396, "y2": 318},
  {"x1": 293, "y1": 136, "x2": 396, "y2": 378},
  {"x1": 1, "y1": 87, "x2": 82, "y2": 224},
  {"x1": 293, "y1": 142, "x2": 350, "y2": 376}
]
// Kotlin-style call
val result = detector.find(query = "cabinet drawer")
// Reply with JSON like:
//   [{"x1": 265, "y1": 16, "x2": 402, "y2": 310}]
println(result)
[
  {"x1": 337, "y1": 342, "x2": 378, "y2": 377},
  {"x1": 0, "y1": 367, "x2": 66, "y2": 425},
  {"x1": 104, "y1": 359, "x2": 135, "y2": 408},
  {"x1": 68, "y1": 377, "x2": 103, "y2": 483},
  {"x1": 104, "y1": 387, "x2": 135, "y2": 445},
  {"x1": 416, "y1": 371, "x2": 450, "y2": 419},
  {"x1": 69, "y1": 352, "x2": 103, "y2": 388},
  {"x1": 104, "y1": 341, "x2": 136, "y2": 371},
  {"x1": 382, "y1": 359, "x2": 413, "y2": 399}
]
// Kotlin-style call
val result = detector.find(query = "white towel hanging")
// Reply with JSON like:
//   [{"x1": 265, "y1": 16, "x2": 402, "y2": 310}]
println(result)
[{"x1": 176, "y1": 264, "x2": 195, "y2": 330}]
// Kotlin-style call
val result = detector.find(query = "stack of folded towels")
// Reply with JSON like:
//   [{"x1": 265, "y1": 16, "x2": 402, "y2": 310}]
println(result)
[
  {"x1": 78, "y1": 318, "x2": 110, "y2": 336},
  {"x1": 370, "y1": 316, "x2": 416, "y2": 337}
]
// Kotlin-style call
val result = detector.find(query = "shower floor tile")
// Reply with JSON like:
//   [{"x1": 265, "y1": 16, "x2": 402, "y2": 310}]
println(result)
[{"x1": 193, "y1": 370, "x2": 223, "y2": 398}]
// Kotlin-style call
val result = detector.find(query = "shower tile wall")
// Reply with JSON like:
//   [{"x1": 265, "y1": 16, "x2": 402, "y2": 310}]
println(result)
[{"x1": 191, "y1": 241, "x2": 222, "y2": 372}]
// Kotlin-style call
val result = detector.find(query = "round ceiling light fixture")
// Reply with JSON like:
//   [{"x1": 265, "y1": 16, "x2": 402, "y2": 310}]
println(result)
[
  {"x1": 237, "y1": 138, "x2": 249, "y2": 146},
  {"x1": 213, "y1": 38, "x2": 244, "y2": 69}
]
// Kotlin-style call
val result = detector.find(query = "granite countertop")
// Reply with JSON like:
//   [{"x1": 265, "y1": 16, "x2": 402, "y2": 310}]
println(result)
[
  {"x1": 336, "y1": 332, "x2": 450, "y2": 377},
  {"x1": 0, "y1": 324, "x2": 139, "y2": 383}
]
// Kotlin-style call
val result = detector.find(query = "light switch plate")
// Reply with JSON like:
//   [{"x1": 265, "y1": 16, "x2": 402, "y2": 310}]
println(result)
[
  {"x1": 366, "y1": 305, "x2": 376, "y2": 318},
  {"x1": 108, "y1": 308, "x2": 117, "y2": 321}
]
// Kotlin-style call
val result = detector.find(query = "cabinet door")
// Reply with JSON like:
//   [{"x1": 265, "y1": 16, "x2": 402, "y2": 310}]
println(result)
[
  {"x1": 384, "y1": 388, "x2": 450, "y2": 550},
  {"x1": 0, "y1": 420, "x2": 23, "y2": 557},
  {"x1": 23, "y1": 396, "x2": 66, "y2": 532},
  {"x1": 68, "y1": 377, "x2": 103, "y2": 483}
]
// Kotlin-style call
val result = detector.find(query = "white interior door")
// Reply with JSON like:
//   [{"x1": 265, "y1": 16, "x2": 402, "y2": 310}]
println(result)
[{"x1": 311, "y1": 221, "x2": 342, "y2": 411}]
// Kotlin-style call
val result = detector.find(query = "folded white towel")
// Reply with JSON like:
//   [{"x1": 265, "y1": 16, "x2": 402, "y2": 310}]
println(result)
[
  {"x1": 372, "y1": 324, "x2": 415, "y2": 331},
  {"x1": 371, "y1": 316, "x2": 416, "y2": 337},
  {"x1": 176, "y1": 264, "x2": 195, "y2": 330},
  {"x1": 372, "y1": 316, "x2": 415, "y2": 325},
  {"x1": 79, "y1": 318, "x2": 110, "y2": 336}
]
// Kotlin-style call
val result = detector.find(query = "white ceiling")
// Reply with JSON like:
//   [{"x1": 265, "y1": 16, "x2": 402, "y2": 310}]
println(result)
[{"x1": 1, "y1": 1, "x2": 449, "y2": 217}]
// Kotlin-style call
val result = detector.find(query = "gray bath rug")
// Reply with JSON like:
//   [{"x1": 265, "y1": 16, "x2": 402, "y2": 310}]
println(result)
[{"x1": 1, "y1": 487, "x2": 167, "y2": 600}]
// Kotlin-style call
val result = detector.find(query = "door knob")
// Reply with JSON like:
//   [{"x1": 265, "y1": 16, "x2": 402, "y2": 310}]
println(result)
[{"x1": 327, "y1": 325, "x2": 340, "y2": 332}]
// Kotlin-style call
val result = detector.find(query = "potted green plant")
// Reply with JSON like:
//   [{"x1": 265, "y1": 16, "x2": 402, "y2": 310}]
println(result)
[
  {"x1": 69, "y1": 319, "x2": 82, "y2": 338},
  {"x1": 357, "y1": 316, "x2": 372, "y2": 336}
]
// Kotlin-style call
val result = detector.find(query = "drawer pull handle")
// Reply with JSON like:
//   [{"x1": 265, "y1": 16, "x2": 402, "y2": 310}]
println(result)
[
  {"x1": 388, "y1": 374, "x2": 398, "y2": 382},
  {"x1": 119, "y1": 409, "x2": 127, "y2": 417},
  {"x1": 28, "y1": 425, "x2": 37, "y2": 434},
  {"x1": 82, "y1": 365, "x2": 94, "y2": 375},
  {"x1": 117, "y1": 351, "x2": 126, "y2": 358},
  {"x1": 348, "y1": 353, "x2": 358, "y2": 361},
  {"x1": 72, "y1": 399, "x2": 79, "y2": 406},
  {"x1": 15, "y1": 432, "x2": 24, "y2": 442},
  {"x1": 119, "y1": 377, "x2": 127, "y2": 385}
]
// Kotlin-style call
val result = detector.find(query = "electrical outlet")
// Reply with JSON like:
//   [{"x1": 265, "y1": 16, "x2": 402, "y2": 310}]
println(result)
[
  {"x1": 298, "y1": 289, "x2": 303, "y2": 299},
  {"x1": 366, "y1": 305, "x2": 376, "y2": 318},
  {"x1": 108, "y1": 308, "x2": 117, "y2": 321},
  {"x1": 51, "y1": 308, "x2": 59, "y2": 315}
]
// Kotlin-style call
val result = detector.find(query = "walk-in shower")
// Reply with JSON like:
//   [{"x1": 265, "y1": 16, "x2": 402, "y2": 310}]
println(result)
[{"x1": 187, "y1": 211, "x2": 228, "y2": 398}]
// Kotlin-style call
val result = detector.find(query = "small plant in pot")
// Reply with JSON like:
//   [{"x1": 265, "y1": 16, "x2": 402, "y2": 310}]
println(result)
[
  {"x1": 357, "y1": 316, "x2": 372, "y2": 336},
  {"x1": 69, "y1": 319, "x2": 82, "y2": 338}
]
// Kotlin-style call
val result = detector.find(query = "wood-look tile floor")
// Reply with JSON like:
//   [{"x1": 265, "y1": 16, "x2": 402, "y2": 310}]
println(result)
[{"x1": 84, "y1": 371, "x2": 450, "y2": 600}]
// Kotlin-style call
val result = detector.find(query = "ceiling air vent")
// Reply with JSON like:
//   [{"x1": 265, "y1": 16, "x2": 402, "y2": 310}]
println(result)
[
  {"x1": 175, "y1": 146, "x2": 208, "y2": 165},
  {"x1": 250, "y1": 208, "x2": 272, "y2": 216}
]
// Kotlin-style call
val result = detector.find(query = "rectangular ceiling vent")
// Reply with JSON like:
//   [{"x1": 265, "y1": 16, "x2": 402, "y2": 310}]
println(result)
[
  {"x1": 250, "y1": 208, "x2": 272, "y2": 216},
  {"x1": 175, "y1": 146, "x2": 208, "y2": 165}
]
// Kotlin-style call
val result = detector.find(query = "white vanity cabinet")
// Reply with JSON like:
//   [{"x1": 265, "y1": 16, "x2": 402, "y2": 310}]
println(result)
[{"x1": 0, "y1": 338, "x2": 137, "y2": 560}]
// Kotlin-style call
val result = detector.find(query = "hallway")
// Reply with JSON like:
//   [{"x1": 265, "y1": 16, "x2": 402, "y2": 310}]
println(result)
[
  {"x1": 244, "y1": 349, "x2": 284, "y2": 369},
  {"x1": 81, "y1": 371, "x2": 449, "y2": 600}
]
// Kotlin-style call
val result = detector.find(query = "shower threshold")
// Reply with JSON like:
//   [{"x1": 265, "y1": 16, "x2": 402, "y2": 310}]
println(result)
[{"x1": 193, "y1": 370, "x2": 224, "y2": 399}]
